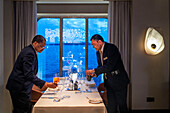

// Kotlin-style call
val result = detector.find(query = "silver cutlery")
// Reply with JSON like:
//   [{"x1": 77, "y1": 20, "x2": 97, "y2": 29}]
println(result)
[{"x1": 53, "y1": 95, "x2": 70, "y2": 102}]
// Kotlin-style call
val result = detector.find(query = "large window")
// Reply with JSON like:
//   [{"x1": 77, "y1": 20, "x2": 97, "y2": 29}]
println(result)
[
  {"x1": 37, "y1": 17, "x2": 107, "y2": 87},
  {"x1": 37, "y1": 18, "x2": 60, "y2": 82},
  {"x1": 63, "y1": 18, "x2": 86, "y2": 76}
]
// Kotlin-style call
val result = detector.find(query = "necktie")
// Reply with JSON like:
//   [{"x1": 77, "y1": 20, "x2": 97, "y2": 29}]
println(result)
[
  {"x1": 99, "y1": 50, "x2": 107, "y2": 79},
  {"x1": 99, "y1": 50, "x2": 103, "y2": 66}
]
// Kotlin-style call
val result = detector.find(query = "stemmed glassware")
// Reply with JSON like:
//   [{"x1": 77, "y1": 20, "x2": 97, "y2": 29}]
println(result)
[
  {"x1": 53, "y1": 71, "x2": 72, "y2": 102},
  {"x1": 64, "y1": 71, "x2": 70, "y2": 87},
  {"x1": 60, "y1": 78, "x2": 66, "y2": 92},
  {"x1": 77, "y1": 72, "x2": 87, "y2": 92},
  {"x1": 77, "y1": 73, "x2": 82, "y2": 89},
  {"x1": 52, "y1": 73, "x2": 60, "y2": 98}
]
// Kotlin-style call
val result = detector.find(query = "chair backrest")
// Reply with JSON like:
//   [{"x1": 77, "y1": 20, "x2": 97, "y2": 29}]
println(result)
[
  {"x1": 30, "y1": 84, "x2": 47, "y2": 103},
  {"x1": 97, "y1": 83, "x2": 108, "y2": 104},
  {"x1": 98, "y1": 83, "x2": 106, "y2": 92},
  {"x1": 30, "y1": 89, "x2": 43, "y2": 103}
]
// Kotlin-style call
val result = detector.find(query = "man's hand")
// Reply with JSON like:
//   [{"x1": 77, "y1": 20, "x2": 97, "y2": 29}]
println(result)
[
  {"x1": 85, "y1": 69, "x2": 94, "y2": 75},
  {"x1": 85, "y1": 69, "x2": 95, "y2": 80},
  {"x1": 45, "y1": 82, "x2": 57, "y2": 88}
]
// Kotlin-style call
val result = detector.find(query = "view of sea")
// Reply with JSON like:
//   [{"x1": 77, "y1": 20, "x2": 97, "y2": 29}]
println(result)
[
  {"x1": 37, "y1": 18, "x2": 107, "y2": 87},
  {"x1": 37, "y1": 44, "x2": 103, "y2": 87}
]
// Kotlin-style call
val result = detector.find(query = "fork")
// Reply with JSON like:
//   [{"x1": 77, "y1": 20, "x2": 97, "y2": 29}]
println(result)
[
  {"x1": 53, "y1": 97, "x2": 60, "y2": 102},
  {"x1": 53, "y1": 95, "x2": 70, "y2": 102}
]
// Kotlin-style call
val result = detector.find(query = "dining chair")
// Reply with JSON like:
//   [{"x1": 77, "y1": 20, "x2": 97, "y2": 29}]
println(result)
[
  {"x1": 97, "y1": 83, "x2": 108, "y2": 105},
  {"x1": 30, "y1": 84, "x2": 48, "y2": 113}
]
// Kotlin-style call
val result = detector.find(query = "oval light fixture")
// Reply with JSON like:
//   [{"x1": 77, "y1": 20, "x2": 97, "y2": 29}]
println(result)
[{"x1": 144, "y1": 27, "x2": 165, "y2": 55}]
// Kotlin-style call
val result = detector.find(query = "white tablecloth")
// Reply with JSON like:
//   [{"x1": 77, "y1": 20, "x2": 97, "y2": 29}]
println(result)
[{"x1": 32, "y1": 80, "x2": 106, "y2": 113}]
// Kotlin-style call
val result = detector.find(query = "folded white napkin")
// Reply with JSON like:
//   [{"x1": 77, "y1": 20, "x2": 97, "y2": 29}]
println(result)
[{"x1": 87, "y1": 97, "x2": 103, "y2": 104}]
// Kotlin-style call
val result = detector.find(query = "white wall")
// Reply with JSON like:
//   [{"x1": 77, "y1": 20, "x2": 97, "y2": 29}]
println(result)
[
  {"x1": 131, "y1": 0, "x2": 169, "y2": 110},
  {"x1": 3, "y1": 0, "x2": 13, "y2": 113},
  {"x1": 0, "y1": 0, "x2": 4, "y2": 112}
]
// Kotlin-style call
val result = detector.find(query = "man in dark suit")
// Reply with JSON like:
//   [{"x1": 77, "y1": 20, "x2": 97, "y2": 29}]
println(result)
[
  {"x1": 85, "y1": 34, "x2": 130, "y2": 113},
  {"x1": 6, "y1": 35, "x2": 57, "y2": 113}
]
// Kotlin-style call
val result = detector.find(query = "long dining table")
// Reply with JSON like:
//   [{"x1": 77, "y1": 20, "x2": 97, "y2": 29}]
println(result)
[{"x1": 32, "y1": 79, "x2": 106, "y2": 113}]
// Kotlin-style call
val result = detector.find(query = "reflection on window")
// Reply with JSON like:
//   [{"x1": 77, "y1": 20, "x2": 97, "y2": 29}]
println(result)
[
  {"x1": 88, "y1": 18, "x2": 108, "y2": 87},
  {"x1": 63, "y1": 18, "x2": 86, "y2": 77},
  {"x1": 37, "y1": 18, "x2": 107, "y2": 87},
  {"x1": 37, "y1": 18, "x2": 60, "y2": 82}
]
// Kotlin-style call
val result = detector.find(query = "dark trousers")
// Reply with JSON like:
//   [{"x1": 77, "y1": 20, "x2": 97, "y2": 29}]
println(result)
[
  {"x1": 106, "y1": 86, "x2": 128, "y2": 113},
  {"x1": 9, "y1": 91, "x2": 31, "y2": 113}
]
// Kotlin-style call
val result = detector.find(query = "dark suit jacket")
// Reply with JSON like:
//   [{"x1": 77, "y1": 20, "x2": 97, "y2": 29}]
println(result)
[
  {"x1": 6, "y1": 44, "x2": 45, "y2": 97},
  {"x1": 94, "y1": 42, "x2": 129, "y2": 91}
]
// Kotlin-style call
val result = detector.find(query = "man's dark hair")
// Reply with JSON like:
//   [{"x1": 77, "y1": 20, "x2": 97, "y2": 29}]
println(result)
[
  {"x1": 90, "y1": 34, "x2": 104, "y2": 42},
  {"x1": 32, "y1": 35, "x2": 46, "y2": 44}
]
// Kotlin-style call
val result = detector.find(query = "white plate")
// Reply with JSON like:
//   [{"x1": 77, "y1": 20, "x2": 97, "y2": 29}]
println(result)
[
  {"x1": 89, "y1": 100, "x2": 102, "y2": 104},
  {"x1": 48, "y1": 88, "x2": 60, "y2": 91}
]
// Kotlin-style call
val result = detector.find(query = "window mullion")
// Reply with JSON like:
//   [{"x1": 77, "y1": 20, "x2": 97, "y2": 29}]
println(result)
[
  {"x1": 85, "y1": 18, "x2": 88, "y2": 70},
  {"x1": 60, "y1": 18, "x2": 63, "y2": 77}
]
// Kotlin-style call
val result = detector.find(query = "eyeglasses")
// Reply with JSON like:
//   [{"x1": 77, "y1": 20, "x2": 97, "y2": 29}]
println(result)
[{"x1": 39, "y1": 43, "x2": 45, "y2": 49}]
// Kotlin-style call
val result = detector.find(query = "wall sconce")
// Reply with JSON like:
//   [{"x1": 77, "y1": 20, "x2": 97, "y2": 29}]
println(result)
[{"x1": 144, "y1": 27, "x2": 165, "y2": 55}]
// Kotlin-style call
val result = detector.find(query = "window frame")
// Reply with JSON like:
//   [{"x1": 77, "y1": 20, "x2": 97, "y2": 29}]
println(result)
[{"x1": 37, "y1": 16, "x2": 108, "y2": 77}]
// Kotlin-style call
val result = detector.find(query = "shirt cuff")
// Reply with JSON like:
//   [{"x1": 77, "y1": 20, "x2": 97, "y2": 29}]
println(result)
[{"x1": 93, "y1": 69, "x2": 97, "y2": 77}]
